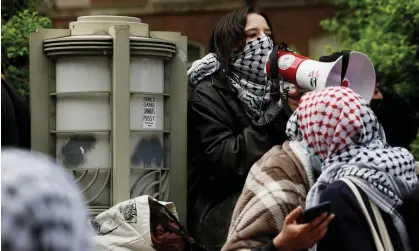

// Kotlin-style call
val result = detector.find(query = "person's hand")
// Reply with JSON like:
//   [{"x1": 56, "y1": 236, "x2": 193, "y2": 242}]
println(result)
[
  {"x1": 273, "y1": 206, "x2": 335, "y2": 251},
  {"x1": 288, "y1": 88, "x2": 301, "y2": 111}
]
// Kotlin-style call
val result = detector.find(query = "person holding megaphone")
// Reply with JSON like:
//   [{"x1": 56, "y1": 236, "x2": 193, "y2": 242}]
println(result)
[
  {"x1": 187, "y1": 6, "x2": 304, "y2": 250},
  {"x1": 187, "y1": 5, "x2": 379, "y2": 249}
]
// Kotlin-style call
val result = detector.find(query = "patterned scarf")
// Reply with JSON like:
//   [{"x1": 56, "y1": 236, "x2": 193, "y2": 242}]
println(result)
[
  {"x1": 1, "y1": 149, "x2": 93, "y2": 251},
  {"x1": 286, "y1": 86, "x2": 418, "y2": 251},
  {"x1": 187, "y1": 35, "x2": 274, "y2": 119}
]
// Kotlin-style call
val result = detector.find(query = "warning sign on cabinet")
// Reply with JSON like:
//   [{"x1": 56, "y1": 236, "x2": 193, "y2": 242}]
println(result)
[{"x1": 142, "y1": 96, "x2": 157, "y2": 129}]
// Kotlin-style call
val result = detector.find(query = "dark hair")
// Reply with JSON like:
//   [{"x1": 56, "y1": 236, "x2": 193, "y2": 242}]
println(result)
[{"x1": 208, "y1": 6, "x2": 274, "y2": 78}]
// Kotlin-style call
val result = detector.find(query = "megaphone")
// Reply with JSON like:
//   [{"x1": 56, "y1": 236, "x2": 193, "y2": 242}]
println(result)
[{"x1": 265, "y1": 47, "x2": 376, "y2": 102}]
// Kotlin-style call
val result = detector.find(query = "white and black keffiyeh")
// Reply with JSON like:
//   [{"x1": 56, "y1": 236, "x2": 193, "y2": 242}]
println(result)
[
  {"x1": 187, "y1": 35, "x2": 274, "y2": 118},
  {"x1": 1, "y1": 149, "x2": 93, "y2": 251},
  {"x1": 286, "y1": 86, "x2": 418, "y2": 251}
]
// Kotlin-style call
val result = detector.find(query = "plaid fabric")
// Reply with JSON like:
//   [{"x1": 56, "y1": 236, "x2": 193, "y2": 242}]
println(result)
[{"x1": 221, "y1": 141, "x2": 314, "y2": 251}]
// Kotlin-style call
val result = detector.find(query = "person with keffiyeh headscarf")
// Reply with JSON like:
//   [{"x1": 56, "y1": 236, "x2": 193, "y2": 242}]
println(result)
[
  {"x1": 286, "y1": 86, "x2": 418, "y2": 251},
  {"x1": 187, "y1": 7, "x2": 301, "y2": 249},
  {"x1": 1, "y1": 149, "x2": 93, "y2": 251},
  {"x1": 222, "y1": 86, "x2": 417, "y2": 251}
]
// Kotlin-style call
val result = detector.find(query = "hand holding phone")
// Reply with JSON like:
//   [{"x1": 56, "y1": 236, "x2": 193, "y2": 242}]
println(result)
[
  {"x1": 300, "y1": 201, "x2": 332, "y2": 224},
  {"x1": 273, "y1": 206, "x2": 335, "y2": 251}
]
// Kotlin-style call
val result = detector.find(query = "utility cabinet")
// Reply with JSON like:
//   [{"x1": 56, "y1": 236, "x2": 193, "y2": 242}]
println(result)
[{"x1": 29, "y1": 16, "x2": 188, "y2": 223}]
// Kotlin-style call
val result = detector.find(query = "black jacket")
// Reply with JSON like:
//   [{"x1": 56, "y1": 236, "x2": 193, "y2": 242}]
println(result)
[
  {"x1": 318, "y1": 181, "x2": 404, "y2": 251},
  {"x1": 371, "y1": 90, "x2": 419, "y2": 150},
  {"x1": 1, "y1": 78, "x2": 31, "y2": 149},
  {"x1": 401, "y1": 186, "x2": 419, "y2": 251},
  {"x1": 187, "y1": 75, "x2": 289, "y2": 246},
  {"x1": 242, "y1": 180, "x2": 410, "y2": 251}
]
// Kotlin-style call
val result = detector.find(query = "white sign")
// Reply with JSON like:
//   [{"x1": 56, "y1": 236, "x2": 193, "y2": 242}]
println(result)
[
  {"x1": 278, "y1": 54, "x2": 296, "y2": 70},
  {"x1": 142, "y1": 96, "x2": 157, "y2": 129}
]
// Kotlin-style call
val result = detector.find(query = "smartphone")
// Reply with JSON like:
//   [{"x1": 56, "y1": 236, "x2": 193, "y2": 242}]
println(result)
[{"x1": 300, "y1": 201, "x2": 332, "y2": 224}]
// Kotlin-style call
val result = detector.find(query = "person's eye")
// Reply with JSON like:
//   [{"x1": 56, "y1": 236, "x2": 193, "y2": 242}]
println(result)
[{"x1": 247, "y1": 33, "x2": 257, "y2": 38}]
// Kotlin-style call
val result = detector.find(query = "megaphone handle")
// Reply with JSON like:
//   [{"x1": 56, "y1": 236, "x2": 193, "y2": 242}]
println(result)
[
  {"x1": 268, "y1": 44, "x2": 294, "y2": 117},
  {"x1": 341, "y1": 50, "x2": 351, "y2": 83},
  {"x1": 278, "y1": 79, "x2": 294, "y2": 117}
]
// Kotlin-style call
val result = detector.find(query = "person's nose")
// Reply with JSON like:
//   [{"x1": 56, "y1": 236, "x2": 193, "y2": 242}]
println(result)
[{"x1": 258, "y1": 31, "x2": 267, "y2": 38}]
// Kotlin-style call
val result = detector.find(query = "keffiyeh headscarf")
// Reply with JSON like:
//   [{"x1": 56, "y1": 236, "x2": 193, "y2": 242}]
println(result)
[
  {"x1": 187, "y1": 35, "x2": 274, "y2": 119},
  {"x1": 286, "y1": 86, "x2": 418, "y2": 251},
  {"x1": 1, "y1": 149, "x2": 93, "y2": 251}
]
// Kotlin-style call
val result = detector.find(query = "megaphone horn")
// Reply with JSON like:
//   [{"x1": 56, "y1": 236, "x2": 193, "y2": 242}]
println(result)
[{"x1": 265, "y1": 46, "x2": 376, "y2": 102}]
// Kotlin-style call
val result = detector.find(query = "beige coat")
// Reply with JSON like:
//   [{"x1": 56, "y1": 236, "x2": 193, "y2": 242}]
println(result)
[{"x1": 222, "y1": 141, "x2": 315, "y2": 251}]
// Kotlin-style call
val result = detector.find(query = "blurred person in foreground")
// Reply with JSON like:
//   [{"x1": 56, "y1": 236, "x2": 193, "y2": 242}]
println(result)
[
  {"x1": 1, "y1": 149, "x2": 93, "y2": 251},
  {"x1": 187, "y1": 7, "x2": 301, "y2": 248}
]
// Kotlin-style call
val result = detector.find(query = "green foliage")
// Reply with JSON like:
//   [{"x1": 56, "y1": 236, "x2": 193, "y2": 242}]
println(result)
[
  {"x1": 1, "y1": 2, "x2": 52, "y2": 96},
  {"x1": 322, "y1": 0, "x2": 419, "y2": 159},
  {"x1": 321, "y1": 0, "x2": 419, "y2": 99}
]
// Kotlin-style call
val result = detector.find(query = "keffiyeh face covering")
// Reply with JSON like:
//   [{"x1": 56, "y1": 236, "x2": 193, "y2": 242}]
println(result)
[
  {"x1": 286, "y1": 86, "x2": 418, "y2": 251},
  {"x1": 1, "y1": 149, "x2": 93, "y2": 251},
  {"x1": 187, "y1": 35, "x2": 274, "y2": 118}
]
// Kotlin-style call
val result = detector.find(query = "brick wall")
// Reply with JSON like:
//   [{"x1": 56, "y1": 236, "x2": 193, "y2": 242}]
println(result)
[{"x1": 53, "y1": 5, "x2": 334, "y2": 56}]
